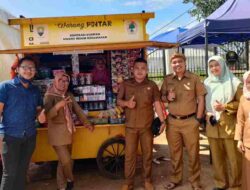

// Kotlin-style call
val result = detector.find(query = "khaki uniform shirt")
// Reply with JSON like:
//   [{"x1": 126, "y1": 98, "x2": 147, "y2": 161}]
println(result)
[
  {"x1": 44, "y1": 92, "x2": 90, "y2": 146},
  {"x1": 117, "y1": 79, "x2": 161, "y2": 129},
  {"x1": 206, "y1": 86, "x2": 242, "y2": 139},
  {"x1": 235, "y1": 95, "x2": 250, "y2": 147},
  {"x1": 161, "y1": 71, "x2": 207, "y2": 116}
]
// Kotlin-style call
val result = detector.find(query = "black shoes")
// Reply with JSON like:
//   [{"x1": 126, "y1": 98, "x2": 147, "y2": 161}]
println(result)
[
  {"x1": 66, "y1": 181, "x2": 74, "y2": 190},
  {"x1": 212, "y1": 188, "x2": 225, "y2": 190}
]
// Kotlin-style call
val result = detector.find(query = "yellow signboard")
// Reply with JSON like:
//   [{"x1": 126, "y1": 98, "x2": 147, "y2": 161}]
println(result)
[{"x1": 22, "y1": 19, "x2": 144, "y2": 47}]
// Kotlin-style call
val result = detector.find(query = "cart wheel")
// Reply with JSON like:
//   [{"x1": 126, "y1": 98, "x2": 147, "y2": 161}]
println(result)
[{"x1": 96, "y1": 137, "x2": 125, "y2": 179}]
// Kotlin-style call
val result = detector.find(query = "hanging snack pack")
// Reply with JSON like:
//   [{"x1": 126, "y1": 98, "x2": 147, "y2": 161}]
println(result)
[{"x1": 111, "y1": 49, "x2": 141, "y2": 93}]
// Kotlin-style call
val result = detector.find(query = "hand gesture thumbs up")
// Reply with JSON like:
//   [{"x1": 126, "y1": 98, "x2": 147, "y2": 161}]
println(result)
[
  {"x1": 213, "y1": 100, "x2": 225, "y2": 112},
  {"x1": 126, "y1": 95, "x2": 136, "y2": 109},
  {"x1": 38, "y1": 109, "x2": 47, "y2": 124}
]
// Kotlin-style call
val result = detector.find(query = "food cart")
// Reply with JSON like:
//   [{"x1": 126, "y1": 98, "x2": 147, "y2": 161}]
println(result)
[{"x1": 0, "y1": 12, "x2": 177, "y2": 179}]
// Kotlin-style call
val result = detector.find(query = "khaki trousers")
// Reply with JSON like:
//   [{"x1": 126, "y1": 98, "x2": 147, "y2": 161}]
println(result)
[
  {"x1": 53, "y1": 144, "x2": 74, "y2": 189},
  {"x1": 242, "y1": 147, "x2": 250, "y2": 190},
  {"x1": 124, "y1": 127, "x2": 153, "y2": 186},
  {"x1": 208, "y1": 138, "x2": 241, "y2": 190},
  {"x1": 166, "y1": 116, "x2": 201, "y2": 187}
]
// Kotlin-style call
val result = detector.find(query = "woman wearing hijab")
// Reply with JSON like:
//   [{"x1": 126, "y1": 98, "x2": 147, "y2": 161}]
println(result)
[
  {"x1": 235, "y1": 71, "x2": 250, "y2": 190},
  {"x1": 44, "y1": 71, "x2": 93, "y2": 190},
  {"x1": 204, "y1": 55, "x2": 242, "y2": 190}
]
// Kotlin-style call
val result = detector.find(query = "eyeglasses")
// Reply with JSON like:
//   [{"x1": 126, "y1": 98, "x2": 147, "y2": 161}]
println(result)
[{"x1": 20, "y1": 66, "x2": 36, "y2": 72}]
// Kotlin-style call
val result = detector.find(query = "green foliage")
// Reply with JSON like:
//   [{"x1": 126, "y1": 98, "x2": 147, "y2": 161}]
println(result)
[{"x1": 183, "y1": 0, "x2": 226, "y2": 21}]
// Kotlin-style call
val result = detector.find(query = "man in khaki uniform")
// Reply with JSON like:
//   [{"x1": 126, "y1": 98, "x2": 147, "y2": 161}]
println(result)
[
  {"x1": 161, "y1": 53, "x2": 206, "y2": 190},
  {"x1": 117, "y1": 58, "x2": 166, "y2": 190}
]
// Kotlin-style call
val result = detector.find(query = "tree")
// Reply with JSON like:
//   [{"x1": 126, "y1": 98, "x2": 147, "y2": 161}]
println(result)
[{"x1": 183, "y1": 0, "x2": 226, "y2": 21}]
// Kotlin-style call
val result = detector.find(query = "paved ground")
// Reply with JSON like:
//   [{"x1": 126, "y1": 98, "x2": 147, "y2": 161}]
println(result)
[{"x1": 27, "y1": 132, "x2": 215, "y2": 190}]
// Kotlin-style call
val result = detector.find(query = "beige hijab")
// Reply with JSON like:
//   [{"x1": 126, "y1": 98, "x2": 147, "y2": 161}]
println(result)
[
  {"x1": 243, "y1": 71, "x2": 250, "y2": 100},
  {"x1": 45, "y1": 71, "x2": 76, "y2": 134}
]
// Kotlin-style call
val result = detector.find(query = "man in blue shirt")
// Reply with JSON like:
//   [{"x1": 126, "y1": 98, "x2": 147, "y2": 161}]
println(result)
[{"x1": 0, "y1": 56, "x2": 43, "y2": 190}]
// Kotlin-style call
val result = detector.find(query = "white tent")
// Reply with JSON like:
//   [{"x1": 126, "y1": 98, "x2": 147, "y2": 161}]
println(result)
[{"x1": 0, "y1": 8, "x2": 20, "y2": 81}]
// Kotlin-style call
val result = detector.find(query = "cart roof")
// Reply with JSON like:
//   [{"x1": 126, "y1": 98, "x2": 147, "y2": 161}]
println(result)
[
  {"x1": 8, "y1": 12, "x2": 154, "y2": 25},
  {"x1": 0, "y1": 41, "x2": 178, "y2": 54},
  {"x1": 1, "y1": 12, "x2": 178, "y2": 54}
]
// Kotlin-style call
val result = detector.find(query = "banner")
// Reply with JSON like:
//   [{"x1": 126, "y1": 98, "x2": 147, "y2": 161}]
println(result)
[{"x1": 22, "y1": 19, "x2": 144, "y2": 47}]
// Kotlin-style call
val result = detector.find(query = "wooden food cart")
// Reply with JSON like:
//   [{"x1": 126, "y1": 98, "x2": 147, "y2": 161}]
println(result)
[{"x1": 0, "y1": 12, "x2": 176, "y2": 179}]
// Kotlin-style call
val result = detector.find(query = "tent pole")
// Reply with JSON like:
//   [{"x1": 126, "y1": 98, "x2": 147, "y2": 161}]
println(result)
[
  {"x1": 162, "y1": 49, "x2": 166, "y2": 76},
  {"x1": 246, "y1": 41, "x2": 249, "y2": 71},
  {"x1": 205, "y1": 20, "x2": 208, "y2": 76}
]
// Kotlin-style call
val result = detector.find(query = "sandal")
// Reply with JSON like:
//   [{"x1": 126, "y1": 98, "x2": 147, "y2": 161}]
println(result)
[
  {"x1": 152, "y1": 158, "x2": 161, "y2": 165},
  {"x1": 165, "y1": 182, "x2": 178, "y2": 190},
  {"x1": 158, "y1": 156, "x2": 170, "y2": 161}
]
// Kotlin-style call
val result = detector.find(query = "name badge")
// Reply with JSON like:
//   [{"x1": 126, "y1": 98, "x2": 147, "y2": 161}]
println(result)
[{"x1": 183, "y1": 83, "x2": 191, "y2": 90}]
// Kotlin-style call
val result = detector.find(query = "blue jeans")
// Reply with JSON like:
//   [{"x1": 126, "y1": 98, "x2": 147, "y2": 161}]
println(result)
[{"x1": 0, "y1": 134, "x2": 36, "y2": 190}]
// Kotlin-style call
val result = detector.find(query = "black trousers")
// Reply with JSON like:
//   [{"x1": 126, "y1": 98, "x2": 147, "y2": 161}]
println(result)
[{"x1": 0, "y1": 134, "x2": 36, "y2": 190}]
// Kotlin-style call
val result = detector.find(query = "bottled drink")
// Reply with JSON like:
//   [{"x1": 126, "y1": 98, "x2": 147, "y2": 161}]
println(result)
[{"x1": 106, "y1": 90, "x2": 113, "y2": 109}]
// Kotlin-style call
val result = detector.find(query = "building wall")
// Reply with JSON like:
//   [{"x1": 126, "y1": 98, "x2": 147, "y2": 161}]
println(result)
[{"x1": 0, "y1": 8, "x2": 20, "y2": 82}]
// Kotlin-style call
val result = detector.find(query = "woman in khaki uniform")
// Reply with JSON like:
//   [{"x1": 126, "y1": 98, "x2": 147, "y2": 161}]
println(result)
[
  {"x1": 44, "y1": 71, "x2": 93, "y2": 190},
  {"x1": 204, "y1": 55, "x2": 242, "y2": 190},
  {"x1": 235, "y1": 71, "x2": 250, "y2": 190}
]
